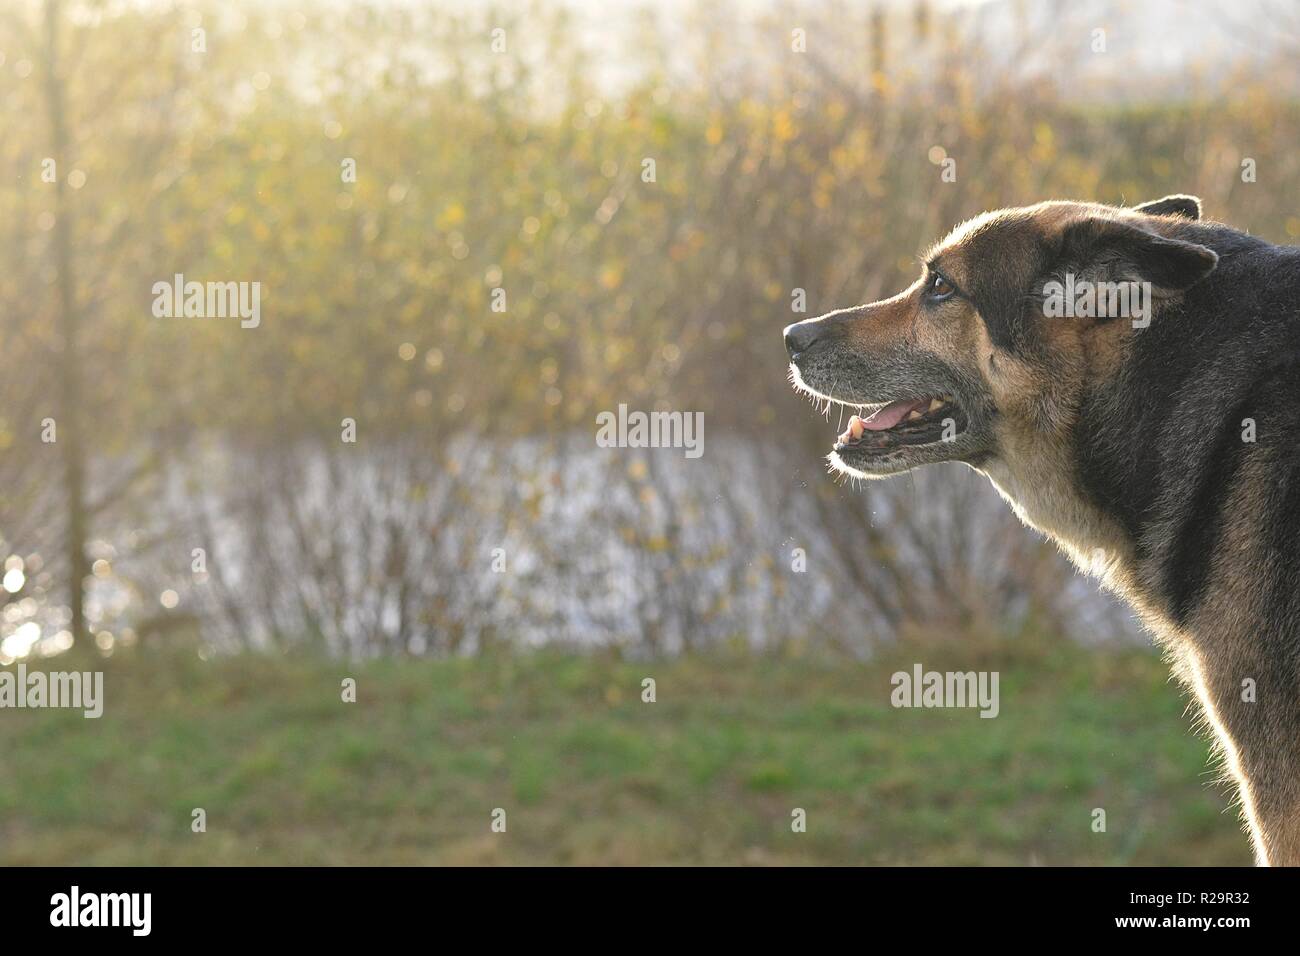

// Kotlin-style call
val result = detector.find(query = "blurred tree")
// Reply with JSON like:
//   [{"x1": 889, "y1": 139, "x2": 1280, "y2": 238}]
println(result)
[
  {"x1": 40, "y1": 0, "x2": 88, "y2": 645},
  {"x1": 0, "y1": 0, "x2": 1296, "y2": 656}
]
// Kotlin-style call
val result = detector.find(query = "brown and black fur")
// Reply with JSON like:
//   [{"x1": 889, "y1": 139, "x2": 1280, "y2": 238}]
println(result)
[{"x1": 784, "y1": 195, "x2": 1300, "y2": 865}]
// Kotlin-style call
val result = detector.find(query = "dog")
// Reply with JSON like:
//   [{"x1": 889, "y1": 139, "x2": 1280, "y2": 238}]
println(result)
[{"x1": 784, "y1": 195, "x2": 1300, "y2": 865}]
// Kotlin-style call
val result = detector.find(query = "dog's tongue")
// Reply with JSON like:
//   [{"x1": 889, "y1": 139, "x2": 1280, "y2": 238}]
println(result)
[{"x1": 862, "y1": 397, "x2": 928, "y2": 431}]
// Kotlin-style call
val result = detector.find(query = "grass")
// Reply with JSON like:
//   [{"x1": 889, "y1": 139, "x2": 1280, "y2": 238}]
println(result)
[{"x1": 0, "y1": 637, "x2": 1252, "y2": 865}]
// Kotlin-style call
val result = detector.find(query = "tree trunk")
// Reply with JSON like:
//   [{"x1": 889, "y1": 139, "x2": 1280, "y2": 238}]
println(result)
[{"x1": 42, "y1": 0, "x2": 88, "y2": 647}]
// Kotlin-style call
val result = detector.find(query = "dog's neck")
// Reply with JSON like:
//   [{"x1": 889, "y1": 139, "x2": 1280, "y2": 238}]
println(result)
[
  {"x1": 976, "y1": 290, "x2": 1218, "y2": 637},
  {"x1": 979, "y1": 444, "x2": 1146, "y2": 596},
  {"x1": 976, "y1": 366, "x2": 1185, "y2": 639}
]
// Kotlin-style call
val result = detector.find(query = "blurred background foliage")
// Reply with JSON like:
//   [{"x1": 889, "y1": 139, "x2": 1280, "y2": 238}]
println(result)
[
  {"x1": 0, "y1": 0, "x2": 1289, "y2": 868},
  {"x1": 3, "y1": 0, "x2": 1293, "y2": 658},
  {"x1": 0, "y1": 0, "x2": 1294, "y2": 864}
]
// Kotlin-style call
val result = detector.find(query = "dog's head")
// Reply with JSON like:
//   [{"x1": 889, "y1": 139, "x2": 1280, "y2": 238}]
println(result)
[{"x1": 785, "y1": 195, "x2": 1218, "y2": 479}]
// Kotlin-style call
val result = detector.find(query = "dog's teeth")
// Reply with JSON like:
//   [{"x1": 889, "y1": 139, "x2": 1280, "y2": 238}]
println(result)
[
  {"x1": 928, "y1": 398, "x2": 944, "y2": 412},
  {"x1": 907, "y1": 410, "x2": 923, "y2": 421}
]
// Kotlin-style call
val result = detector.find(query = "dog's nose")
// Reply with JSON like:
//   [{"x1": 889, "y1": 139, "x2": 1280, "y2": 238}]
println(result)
[{"x1": 783, "y1": 320, "x2": 821, "y2": 361}]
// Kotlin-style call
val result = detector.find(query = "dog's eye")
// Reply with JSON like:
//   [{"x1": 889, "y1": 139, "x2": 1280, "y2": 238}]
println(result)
[{"x1": 927, "y1": 273, "x2": 956, "y2": 301}]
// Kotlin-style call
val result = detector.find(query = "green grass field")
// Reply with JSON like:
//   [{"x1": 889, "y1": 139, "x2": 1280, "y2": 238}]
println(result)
[{"x1": 0, "y1": 637, "x2": 1252, "y2": 865}]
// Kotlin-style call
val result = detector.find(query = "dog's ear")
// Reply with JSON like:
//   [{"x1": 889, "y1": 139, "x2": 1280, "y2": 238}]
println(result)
[
  {"x1": 1054, "y1": 216, "x2": 1218, "y2": 295},
  {"x1": 1132, "y1": 194, "x2": 1202, "y2": 220}
]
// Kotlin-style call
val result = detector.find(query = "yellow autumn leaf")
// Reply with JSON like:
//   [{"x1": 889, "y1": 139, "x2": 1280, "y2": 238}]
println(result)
[{"x1": 437, "y1": 203, "x2": 466, "y2": 229}]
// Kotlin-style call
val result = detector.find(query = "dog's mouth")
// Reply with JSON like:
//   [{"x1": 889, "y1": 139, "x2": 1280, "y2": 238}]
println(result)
[
  {"x1": 832, "y1": 394, "x2": 968, "y2": 454},
  {"x1": 787, "y1": 358, "x2": 982, "y2": 476}
]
